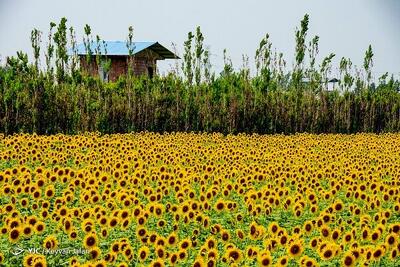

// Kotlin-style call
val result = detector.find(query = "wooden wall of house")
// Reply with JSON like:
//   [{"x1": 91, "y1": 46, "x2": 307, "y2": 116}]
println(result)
[
  {"x1": 134, "y1": 49, "x2": 160, "y2": 77},
  {"x1": 79, "y1": 57, "x2": 98, "y2": 77},
  {"x1": 109, "y1": 57, "x2": 128, "y2": 81},
  {"x1": 133, "y1": 58, "x2": 156, "y2": 77},
  {"x1": 79, "y1": 54, "x2": 158, "y2": 81}
]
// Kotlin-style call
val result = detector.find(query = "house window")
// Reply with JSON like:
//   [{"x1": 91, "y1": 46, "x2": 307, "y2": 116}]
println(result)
[{"x1": 98, "y1": 64, "x2": 109, "y2": 82}]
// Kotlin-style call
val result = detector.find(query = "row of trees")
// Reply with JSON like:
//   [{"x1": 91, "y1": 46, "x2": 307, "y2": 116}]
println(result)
[{"x1": 0, "y1": 15, "x2": 399, "y2": 135}]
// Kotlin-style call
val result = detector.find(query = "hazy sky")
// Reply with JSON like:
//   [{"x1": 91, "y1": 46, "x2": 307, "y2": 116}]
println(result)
[{"x1": 0, "y1": 0, "x2": 399, "y2": 78}]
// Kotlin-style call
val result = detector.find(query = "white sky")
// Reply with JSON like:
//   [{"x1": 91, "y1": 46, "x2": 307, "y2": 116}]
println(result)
[{"x1": 0, "y1": 0, "x2": 399, "y2": 78}]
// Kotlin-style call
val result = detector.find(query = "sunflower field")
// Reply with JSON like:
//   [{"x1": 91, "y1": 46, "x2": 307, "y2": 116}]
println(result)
[{"x1": 0, "y1": 132, "x2": 399, "y2": 267}]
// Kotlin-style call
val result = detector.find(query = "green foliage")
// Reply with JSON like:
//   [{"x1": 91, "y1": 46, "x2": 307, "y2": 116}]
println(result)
[
  {"x1": 255, "y1": 33, "x2": 273, "y2": 92},
  {"x1": 306, "y1": 35, "x2": 320, "y2": 92},
  {"x1": 126, "y1": 25, "x2": 135, "y2": 76},
  {"x1": 364, "y1": 44, "x2": 374, "y2": 87},
  {"x1": 69, "y1": 26, "x2": 79, "y2": 78},
  {"x1": 30, "y1": 28, "x2": 41, "y2": 71},
  {"x1": 45, "y1": 22, "x2": 56, "y2": 77},
  {"x1": 83, "y1": 24, "x2": 92, "y2": 68},
  {"x1": 194, "y1": 26, "x2": 204, "y2": 86},
  {"x1": 54, "y1": 17, "x2": 69, "y2": 82},
  {"x1": 320, "y1": 53, "x2": 335, "y2": 84},
  {"x1": 183, "y1": 31, "x2": 194, "y2": 85},
  {"x1": 339, "y1": 57, "x2": 354, "y2": 91},
  {"x1": 0, "y1": 15, "x2": 399, "y2": 135},
  {"x1": 292, "y1": 14, "x2": 310, "y2": 88},
  {"x1": 101, "y1": 40, "x2": 112, "y2": 74}
]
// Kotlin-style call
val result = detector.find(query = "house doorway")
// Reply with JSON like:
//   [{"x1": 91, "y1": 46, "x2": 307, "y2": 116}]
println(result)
[{"x1": 147, "y1": 66, "x2": 154, "y2": 79}]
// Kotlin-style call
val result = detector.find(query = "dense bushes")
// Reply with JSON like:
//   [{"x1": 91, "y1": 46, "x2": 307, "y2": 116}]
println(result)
[
  {"x1": 0, "y1": 16, "x2": 399, "y2": 135},
  {"x1": 0, "y1": 65, "x2": 399, "y2": 135}
]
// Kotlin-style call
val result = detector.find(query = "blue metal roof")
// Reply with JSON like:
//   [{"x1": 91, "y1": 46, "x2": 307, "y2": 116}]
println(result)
[{"x1": 72, "y1": 41, "x2": 179, "y2": 59}]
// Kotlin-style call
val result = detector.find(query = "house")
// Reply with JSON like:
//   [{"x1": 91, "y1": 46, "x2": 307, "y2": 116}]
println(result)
[
  {"x1": 75, "y1": 41, "x2": 179, "y2": 81},
  {"x1": 301, "y1": 77, "x2": 339, "y2": 91}
]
